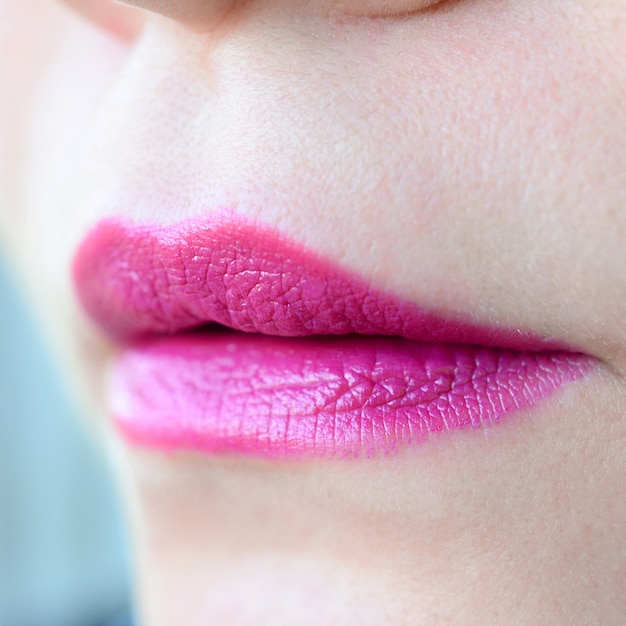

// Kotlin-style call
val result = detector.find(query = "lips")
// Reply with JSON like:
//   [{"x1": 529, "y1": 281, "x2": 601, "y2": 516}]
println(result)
[{"x1": 72, "y1": 211, "x2": 591, "y2": 459}]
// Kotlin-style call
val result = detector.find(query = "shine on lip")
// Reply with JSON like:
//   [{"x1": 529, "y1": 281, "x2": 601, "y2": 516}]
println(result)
[{"x1": 73, "y1": 212, "x2": 591, "y2": 459}]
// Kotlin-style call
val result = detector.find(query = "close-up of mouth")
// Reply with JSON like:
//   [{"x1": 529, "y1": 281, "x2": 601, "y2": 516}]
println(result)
[
  {"x1": 71, "y1": 210, "x2": 593, "y2": 460},
  {"x1": 3, "y1": 0, "x2": 626, "y2": 622}
]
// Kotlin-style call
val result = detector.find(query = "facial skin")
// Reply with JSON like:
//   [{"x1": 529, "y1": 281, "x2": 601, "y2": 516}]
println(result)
[{"x1": 1, "y1": 0, "x2": 626, "y2": 623}]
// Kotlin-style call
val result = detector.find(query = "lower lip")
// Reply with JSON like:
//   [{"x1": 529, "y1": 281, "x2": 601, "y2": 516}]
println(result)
[{"x1": 109, "y1": 330, "x2": 591, "y2": 460}]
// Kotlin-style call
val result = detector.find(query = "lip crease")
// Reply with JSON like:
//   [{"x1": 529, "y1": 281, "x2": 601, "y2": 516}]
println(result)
[{"x1": 72, "y1": 211, "x2": 592, "y2": 459}]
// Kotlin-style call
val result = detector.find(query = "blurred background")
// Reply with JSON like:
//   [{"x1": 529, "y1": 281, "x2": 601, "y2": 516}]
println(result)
[{"x1": 0, "y1": 255, "x2": 132, "y2": 626}]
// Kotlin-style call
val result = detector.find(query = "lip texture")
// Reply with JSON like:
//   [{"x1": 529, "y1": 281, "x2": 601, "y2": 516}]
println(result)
[{"x1": 73, "y1": 212, "x2": 591, "y2": 459}]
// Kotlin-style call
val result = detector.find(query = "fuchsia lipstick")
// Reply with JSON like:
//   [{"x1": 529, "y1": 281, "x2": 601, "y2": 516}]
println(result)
[{"x1": 73, "y1": 213, "x2": 591, "y2": 459}]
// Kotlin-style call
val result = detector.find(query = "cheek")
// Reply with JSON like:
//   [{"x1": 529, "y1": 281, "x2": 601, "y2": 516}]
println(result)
[
  {"x1": 0, "y1": 0, "x2": 63, "y2": 244},
  {"x1": 0, "y1": 3, "x2": 129, "y2": 254},
  {"x1": 0, "y1": 2, "x2": 131, "y2": 400}
]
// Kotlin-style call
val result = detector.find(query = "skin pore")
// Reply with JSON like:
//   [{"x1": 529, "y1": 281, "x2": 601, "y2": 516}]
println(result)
[{"x1": 1, "y1": 0, "x2": 625, "y2": 623}]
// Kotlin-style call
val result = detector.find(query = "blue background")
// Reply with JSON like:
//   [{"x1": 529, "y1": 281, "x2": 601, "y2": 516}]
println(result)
[{"x1": 0, "y1": 256, "x2": 131, "y2": 626}]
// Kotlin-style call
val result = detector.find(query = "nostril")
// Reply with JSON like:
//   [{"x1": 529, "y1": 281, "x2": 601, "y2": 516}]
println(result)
[
  {"x1": 59, "y1": 0, "x2": 145, "y2": 41},
  {"x1": 116, "y1": 0, "x2": 242, "y2": 26}
]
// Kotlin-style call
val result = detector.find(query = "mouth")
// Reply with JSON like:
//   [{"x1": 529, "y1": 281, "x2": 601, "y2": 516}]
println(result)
[{"x1": 72, "y1": 210, "x2": 592, "y2": 459}]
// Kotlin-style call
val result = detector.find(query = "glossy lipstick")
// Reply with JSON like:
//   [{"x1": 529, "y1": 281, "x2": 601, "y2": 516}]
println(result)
[{"x1": 73, "y1": 212, "x2": 591, "y2": 459}]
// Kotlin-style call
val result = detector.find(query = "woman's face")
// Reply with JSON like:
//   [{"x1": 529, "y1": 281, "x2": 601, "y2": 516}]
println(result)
[{"x1": 1, "y1": 0, "x2": 625, "y2": 623}]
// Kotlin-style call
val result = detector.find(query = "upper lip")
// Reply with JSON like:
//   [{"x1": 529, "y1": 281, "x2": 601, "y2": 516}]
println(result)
[{"x1": 72, "y1": 213, "x2": 565, "y2": 352}]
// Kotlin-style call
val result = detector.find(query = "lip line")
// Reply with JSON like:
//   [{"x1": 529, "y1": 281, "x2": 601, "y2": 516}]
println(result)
[{"x1": 72, "y1": 212, "x2": 572, "y2": 353}]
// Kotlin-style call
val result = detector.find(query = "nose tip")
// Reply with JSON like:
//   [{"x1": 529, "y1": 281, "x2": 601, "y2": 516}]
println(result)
[{"x1": 118, "y1": 0, "x2": 240, "y2": 25}]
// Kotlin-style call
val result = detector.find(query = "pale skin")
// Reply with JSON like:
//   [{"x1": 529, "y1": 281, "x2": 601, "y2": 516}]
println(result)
[{"x1": 1, "y1": 0, "x2": 625, "y2": 623}]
